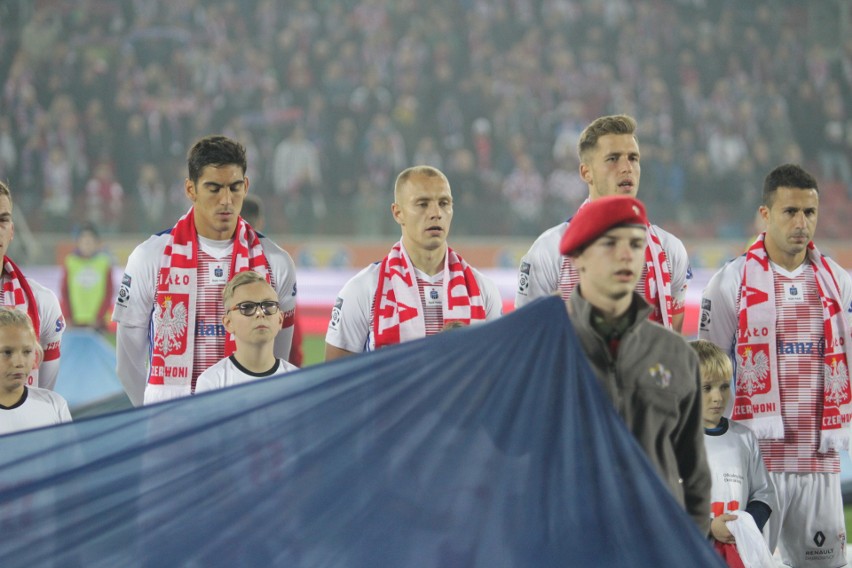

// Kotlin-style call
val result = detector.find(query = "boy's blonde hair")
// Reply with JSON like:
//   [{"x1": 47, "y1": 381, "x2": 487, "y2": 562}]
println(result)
[
  {"x1": 222, "y1": 271, "x2": 271, "y2": 309},
  {"x1": 0, "y1": 306, "x2": 42, "y2": 363},
  {"x1": 689, "y1": 339, "x2": 732, "y2": 382}
]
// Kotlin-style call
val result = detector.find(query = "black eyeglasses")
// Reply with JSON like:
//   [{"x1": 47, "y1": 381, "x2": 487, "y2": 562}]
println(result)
[{"x1": 230, "y1": 300, "x2": 280, "y2": 316}]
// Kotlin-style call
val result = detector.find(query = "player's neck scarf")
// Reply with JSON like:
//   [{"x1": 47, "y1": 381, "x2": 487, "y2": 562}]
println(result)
[
  {"x1": 560, "y1": 198, "x2": 673, "y2": 328},
  {"x1": 372, "y1": 241, "x2": 486, "y2": 349},
  {"x1": 735, "y1": 233, "x2": 852, "y2": 452},
  {"x1": 150, "y1": 208, "x2": 269, "y2": 389},
  {"x1": 2, "y1": 257, "x2": 41, "y2": 384}
]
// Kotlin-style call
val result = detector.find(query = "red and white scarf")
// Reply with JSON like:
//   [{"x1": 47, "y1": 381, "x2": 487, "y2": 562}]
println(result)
[
  {"x1": 735, "y1": 234, "x2": 852, "y2": 452},
  {"x1": 644, "y1": 225, "x2": 673, "y2": 328},
  {"x1": 561, "y1": 199, "x2": 673, "y2": 327},
  {"x1": 149, "y1": 208, "x2": 269, "y2": 388},
  {"x1": 372, "y1": 241, "x2": 486, "y2": 349},
  {"x1": 2, "y1": 257, "x2": 41, "y2": 384}
]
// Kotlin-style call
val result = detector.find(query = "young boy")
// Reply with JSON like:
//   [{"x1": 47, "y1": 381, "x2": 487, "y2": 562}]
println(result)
[
  {"x1": 690, "y1": 339, "x2": 776, "y2": 565},
  {"x1": 0, "y1": 307, "x2": 72, "y2": 435},
  {"x1": 194, "y1": 271, "x2": 298, "y2": 393}
]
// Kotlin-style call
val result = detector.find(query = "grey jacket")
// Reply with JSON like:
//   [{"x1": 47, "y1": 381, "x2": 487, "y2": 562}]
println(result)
[{"x1": 568, "y1": 290, "x2": 711, "y2": 535}]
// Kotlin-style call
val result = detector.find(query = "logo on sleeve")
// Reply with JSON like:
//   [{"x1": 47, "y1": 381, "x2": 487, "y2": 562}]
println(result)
[
  {"x1": 54, "y1": 316, "x2": 65, "y2": 333},
  {"x1": 330, "y1": 297, "x2": 343, "y2": 329},
  {"x1": 699, "y1": 298, "x2": 711, "y2": 330},
  {"x1": 518, "y1": 262, "x2": 531, "y2": 294},
  {"x1": 117, "y1": 274, "x2": 132, "y2": 307}
]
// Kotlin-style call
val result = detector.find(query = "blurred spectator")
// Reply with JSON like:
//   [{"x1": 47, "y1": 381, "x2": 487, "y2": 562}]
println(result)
[
  {"x1": 83, "y1": 162, "x2": 124, "y2": 233},
  {"x1": 271, "y1": 124, "x2": 323, "y2": 235},
  {"x1": 60, "y1": 223, "x2": 114, "y2": 332}
]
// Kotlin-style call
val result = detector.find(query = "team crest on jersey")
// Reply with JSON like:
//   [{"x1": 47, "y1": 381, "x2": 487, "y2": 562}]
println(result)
[
  {"x1": 824, "y1": 354, "x2": 851, "y2": 406},
  {"x1": 153, "y1": 294, "x2": 189, "y2": 355},
  {"x1": 518, "y1": 262, "x2": 530, "y2": 293},
  {"x1": 649, "y1": 363, "x2": 671, "y2": 388},
  {"x1": 737, "y1": 345, "x2": 771, "y2": 396}
]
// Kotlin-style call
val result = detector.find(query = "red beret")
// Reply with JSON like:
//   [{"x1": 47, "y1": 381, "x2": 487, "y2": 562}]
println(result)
[{"x1": 559, "y1": 196, "x2": 648, "y2": 256}]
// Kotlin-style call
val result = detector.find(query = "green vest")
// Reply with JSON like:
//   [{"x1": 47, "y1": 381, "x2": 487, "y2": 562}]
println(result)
[{"x1": 64, "y1": 252, "x2": 111, "y2": 326}]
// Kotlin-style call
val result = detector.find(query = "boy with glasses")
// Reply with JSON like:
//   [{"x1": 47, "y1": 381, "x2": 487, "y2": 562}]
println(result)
[{"x1": 195, "y1": 271, "x2": 298, "y2": 393}]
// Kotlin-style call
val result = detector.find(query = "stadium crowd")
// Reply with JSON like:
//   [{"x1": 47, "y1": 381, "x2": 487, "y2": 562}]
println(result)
[{"x1": 0, "y1": 0, "x2": 850, "y2": 238}]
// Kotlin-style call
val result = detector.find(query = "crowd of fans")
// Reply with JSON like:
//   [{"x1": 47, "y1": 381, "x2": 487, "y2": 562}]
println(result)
[{"x1": 1, "y1": 0, "x2": 850, "y2": 239}]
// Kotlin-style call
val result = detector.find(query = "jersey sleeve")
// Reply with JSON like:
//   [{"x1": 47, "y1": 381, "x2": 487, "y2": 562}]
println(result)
[
  {"x1": 666, "y1": 233, "x2": 691, "y2": 314},
  {"x1": 36, "y1": 284, "x2": 64, "y2": 356},
  {"x1": 264, "y1": 238, "x2": 298, "y2": 362},
  {"x1": 827, "y1": 257, "x2": 852, "y2": 328},
  {"x1": 474, "y1": 269, "x2": 504, "y2": 321},
  {"x1": 112, "y1": 238, "x2": 159, "y2": 328},
  {"x1": 325, "y1": 266, "x2": 376, "y2": 353},
  {"x1": 515, "y1": 224, "x2": 564, "y2": 309},
  {"x1": 194, "y1": 367, "x2": 220, "y2": 394},
  {"x1": 744, "y1": 427, "x2": 777, "y2": 514},
  {"x1": 698, "y1": 259, "x2": 742, "y2": 359}
]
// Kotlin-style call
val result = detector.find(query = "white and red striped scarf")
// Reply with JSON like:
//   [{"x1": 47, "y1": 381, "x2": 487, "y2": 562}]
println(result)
[
  {"x1": 2, "y1": 257, "x2": 41, "y2": 384},
  {"x1": 372, "y1": 241, "x2": 486, "y2": 349},
  {"x1": 149, "y1": 208, "x2": 269, "y2": 388},
  {"x1": 735, "y1": 234, "x2": 852, "y2": 452},
  {"x1": 559, "y1": 199, "x2": 673, "y2": 327}
]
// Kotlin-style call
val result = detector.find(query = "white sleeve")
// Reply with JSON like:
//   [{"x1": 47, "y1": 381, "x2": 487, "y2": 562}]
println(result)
[
  {"x1": 474, "y1": 268, "x2": 503, "y2": 321},
  {"x1": 665, "y1": 233, "x2": 691, "y2": 312},
  {"x1": 325, "y1": 266, "x2": 376, "y2": 353},
  {"x1": 698, "y1": 259, "x2": 742, "y2": 358},
  {"x1": 38, "y1": 359, "x2": 61, "y2": 392},
  {"x1": 112, "y1": 238, "x2": 159, "y2": 327},
  {"x1": 115, "y1": 324, "x2": 150, "y2": 407},
  {"x1": 746, "y1": 428, "x2": 776, "y2": 512},
  {"x1": 32, "y1": 282, "x2": 64, "y2": 390},
  {"x1": 194, "y1": 369, "x2": 218, "y2": 394},
  {"x1": 264, "y1": 238, "x2": 298, "y2": 361},
  {"x1": 827, "y1": 257, "x2": 852, "y2": 327},
  {"x1": 56, "y1": 393, "x2": 72, "y2": 424},
  {"x1": 515, "y1": 224, "x2": 564, "y2": 309}
]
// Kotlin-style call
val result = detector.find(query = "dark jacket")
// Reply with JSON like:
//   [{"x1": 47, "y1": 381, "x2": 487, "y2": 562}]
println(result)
[{"x1": 568, "y1": 290, "x2": 711, "y2": 534}]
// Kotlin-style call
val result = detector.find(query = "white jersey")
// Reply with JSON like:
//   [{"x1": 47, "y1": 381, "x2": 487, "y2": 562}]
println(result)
[
  {"x1": 326, "y1": 261, "x2": 502, "y2": 354},
  {"x1": 705, "y1": 418, "x2": 776, "y2": 519},
  {"x1": 0, "y1": 275, "x2": 65, "y2": 390},
  {"x1": 0, "y1": 387, "x2": 72, "y2": 435},
  {"x1": 699, "y1": 254, "x2": 852, "y2": 473},
  {"x1": 515, "y1": 220, "x2": 691, "y2": 319},
  {"x1": 113, "y1": 232, "x2": 297, "y2": 405},
  {"x1": 194, "y1": 355, "x2": 298, "y2": 393}
]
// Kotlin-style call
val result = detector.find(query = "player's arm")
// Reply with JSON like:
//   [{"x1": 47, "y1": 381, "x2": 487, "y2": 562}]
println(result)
[
  {"x1": 116, "y1": 324, "x2": 150, "y2": 407},
  {"x1": 514, "y1": 232, "x2": 561, "y2": 309},
  {"x1": 667, "y1": 236, "x2": 691, "y2": 334},
  {"x1": 697, "y1": 262, "x2": 739, "y2": 356},
  {"x1": 324, "y1": 270, "x2": 372, "y2": 361},
  {"x1": 268, "y1": 244, "x2": 298, "y2": 362},
  {"x1": 325, "y1": 343, "x2": 356, "y2": 361},
  {"x1": 112, "y1": 244, "x2": 157, "y2": 407},
  {"x1": 476, "y1": 270, "x2": 503, "y2": 320},
  {"x1": 745, "y1": 430, "x2": 776, "y2": 531},
  {"x1": 37, "y1": 289, "x2": 65, "y2": 390},
  {"x1": 671, "y1": 311, "x2": 684, "y2": 334}
]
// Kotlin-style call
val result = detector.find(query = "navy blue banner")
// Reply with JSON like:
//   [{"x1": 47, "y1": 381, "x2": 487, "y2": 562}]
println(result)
[{"x1": 0, "y1": 297, "x2": 723, "y2": 567}]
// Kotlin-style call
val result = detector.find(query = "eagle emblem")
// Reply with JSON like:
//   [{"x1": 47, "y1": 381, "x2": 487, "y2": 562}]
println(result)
[
  {"x1": 737, "y1": 345, "x2": 771, "y2": 396},
  {"x1": 153, "y1": 295, "x2": 188, "y2": 355},
  {"x1": 824, "y1": 356, "x2": 851, "y2": 406}
]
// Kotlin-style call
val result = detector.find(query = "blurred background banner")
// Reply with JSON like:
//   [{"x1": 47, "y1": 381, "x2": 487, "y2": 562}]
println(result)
[{"x1": 0, "y1": 297, "x2": 725, "y2": 568}]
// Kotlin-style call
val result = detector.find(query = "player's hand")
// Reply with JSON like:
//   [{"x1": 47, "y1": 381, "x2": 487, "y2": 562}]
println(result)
[{"x1": 710, "y1": 514, "x2": 737, "y2": 544}]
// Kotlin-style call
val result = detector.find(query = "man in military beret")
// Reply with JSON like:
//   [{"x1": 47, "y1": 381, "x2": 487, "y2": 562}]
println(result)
[{"x1": 562, "y1": 194, "x2": 711, "y2": 535}]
